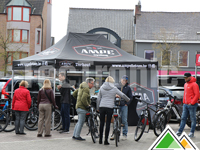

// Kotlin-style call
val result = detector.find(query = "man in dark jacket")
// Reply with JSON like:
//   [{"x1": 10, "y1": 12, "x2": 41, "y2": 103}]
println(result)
[
  {"x1": 112, "y1": 75, "x2": 132, "y2": 140},
  {"x1": 57, "y1": 73, "x2": 73, "y2": 133}
]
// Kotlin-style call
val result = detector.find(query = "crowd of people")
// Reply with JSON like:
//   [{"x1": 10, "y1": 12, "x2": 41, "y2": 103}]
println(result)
[{"x1": 11, "y1": 72, "x2": 199, "y2": 143}]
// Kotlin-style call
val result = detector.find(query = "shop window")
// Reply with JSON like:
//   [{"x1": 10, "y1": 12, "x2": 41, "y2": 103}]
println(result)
[
  {"x1": 7, "y1": 7, "x2": 30, "y2": 22},
  {"x1": 8, "y1": 29, "x2": 29, "y2": 43},
  {"x1": 145, "y1": 50, "x2": 155, "y2": 60},
  {"x1": 179, "y1": 51, "x2": 188, "y2": 67}
]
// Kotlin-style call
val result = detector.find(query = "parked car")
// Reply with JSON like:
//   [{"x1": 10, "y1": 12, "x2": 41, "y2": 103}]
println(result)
[
  {"x1": 0, "y1": 76, "x2": 77, "y2": 115},
  {"x1": 158, "y1": 86, "x2": 184, "y2": 120}
]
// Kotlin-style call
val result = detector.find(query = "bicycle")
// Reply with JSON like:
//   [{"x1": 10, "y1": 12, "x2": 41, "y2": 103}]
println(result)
[
  {"x1": 25, "y1": 93, "x2": 62, "y2": 131},
  {"x1": 112, "y1": 97, "x2": 121, "y2": 147},
  {"x1": 0, "y1": 104, "x2": 8, "y2": 132},
  {"x1": 3, "y1": 94, "x2": 16, "y2": 132},
  {"x1": 163, "y1": 93, "x2": 200, "y2": 129},
  {"x1": 134, "y1": 97, "x2": 167, "y2": 141},
  {"x1": 86, "y1": 97, "x2": 100, "y2": 143}
]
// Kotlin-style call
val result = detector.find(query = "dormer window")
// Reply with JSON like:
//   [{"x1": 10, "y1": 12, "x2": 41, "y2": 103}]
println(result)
[{"x1": 7, "y1": 7, "x2": 30, "y2": 22}]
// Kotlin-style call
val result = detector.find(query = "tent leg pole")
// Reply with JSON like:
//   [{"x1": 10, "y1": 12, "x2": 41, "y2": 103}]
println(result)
[
  {"x1": 52, "y1": 68, "x2": 56, "y2": 130},
  {"x1": 11, "y1": 70, "x2": 14, "y2": 99}
]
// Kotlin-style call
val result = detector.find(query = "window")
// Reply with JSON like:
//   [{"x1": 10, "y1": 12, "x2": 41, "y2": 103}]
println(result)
[
  {"x1": 13, "y1": 30, "x2": 20, "y2": 42},
  {"x1": 37, "y1": 31, "x2": 40, "y2": 44},
  {"x1": 7, "y1": 7, "x2": 30, "y2": 22},
  {"x1": 8, "y1": 29, "x2": 29, "y2": 43},
  {"x1": 13, "y1": 7, "x2": 21, "y2": 20},
  {"x1": 161, "y1": 50, "x2": 172, "y2": 66},
  {"x1": 7, "y1": 52, "x2": 28, "y2": 65},
  {"x1": 23, "y1": 8, "x2": 29, "y2": 21},
  {"x1": 145, "y1": 50, "x2": 154, "y2": 60},
  {"x1": 179, "y1": 51, "x2": 188, "y2": 67},
  {"x1": 8, "y1": 7, "x2": 11, "y2": 20}
]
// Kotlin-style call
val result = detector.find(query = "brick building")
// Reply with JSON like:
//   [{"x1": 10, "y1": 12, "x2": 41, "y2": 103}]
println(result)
[{"x1": 0, "y1": 0, "x2": 52, "y2": 76}]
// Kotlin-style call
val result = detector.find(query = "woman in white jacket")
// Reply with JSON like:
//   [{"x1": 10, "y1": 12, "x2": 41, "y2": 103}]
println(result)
[{"x1": 97, "y1": 76, "x2": 130, "y2": 145}]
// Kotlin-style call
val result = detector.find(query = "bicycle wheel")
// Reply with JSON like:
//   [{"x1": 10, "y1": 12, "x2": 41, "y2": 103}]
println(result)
[
  {"x1": 90, "y1": 119, "x2": 97, "y2": 143},
  {"x1": 25, "y1": 107, "x2": 39, "y2": 131},
  {"x1": 0, "y1": 110, "x2": 8, "y2": 132},
  {"x1": 51, "y1": 109, "x2": 62, "y2": 130},
  {"x1": 134, "y1": 115, "x2": 147, "y2": 141},
  {"x1": 153, "y1": 112, "x2": 167, "y2": 137},
  {"x1": 114, "y1": 118, "x2": 119, "y2": 147},
  {"x1": 4, "y1": 109, "x2": 15, "y2": 132}
]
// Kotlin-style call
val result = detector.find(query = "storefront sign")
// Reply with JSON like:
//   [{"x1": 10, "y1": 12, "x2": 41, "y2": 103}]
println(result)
[
  {"x1": 196, "y1": 54, "x2": 200, "y2": 66},
  {"x1": 73, "y1": 44, "x2": 121, "y2": 58}
]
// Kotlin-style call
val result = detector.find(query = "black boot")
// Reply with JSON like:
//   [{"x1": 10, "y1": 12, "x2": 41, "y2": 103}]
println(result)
[
  {"x1": 99, "y1": 139, "x2": 102, "y2": 144},
  {"x1": 104, "y1": 139, "x2": 110, "y2": 145}
]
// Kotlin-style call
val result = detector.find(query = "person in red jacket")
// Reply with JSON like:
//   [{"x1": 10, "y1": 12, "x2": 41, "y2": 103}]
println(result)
[
  {"x1": 12, "y1": 80, "x2": 31, "y2": 135},
  {"x1": 176, "y1": 73, "x2": 199, "y2": 138}
]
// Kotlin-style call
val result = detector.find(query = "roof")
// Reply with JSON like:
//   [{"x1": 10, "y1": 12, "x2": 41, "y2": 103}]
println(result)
[
  {"x1": 67, "y1": 8, "x2": 134, "y2": 40},
  {"x1": 136, "y1": 12, "x2": 200, "y2": 42},
  {"x1": 13, "y1": 32, "x2": 157, "y2": 70},
  {"x1": 0, "y1": 0, "x2": 10, "y2": 13},
  {"x1": 7, "y1": 0, "x2": 31, "y2": 7},
  {"x1": 0, "y1": 0, "x2": 45, "y2": 15},
  {"x1": 28, "y1": 0, "x2": 45, "y2": 15}
]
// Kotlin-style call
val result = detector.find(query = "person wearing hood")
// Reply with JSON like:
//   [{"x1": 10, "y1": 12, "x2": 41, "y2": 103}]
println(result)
[
  {"x1": 176, "y1": 73, "x2": 199, "y2": 138},
  {"x1": 97, "y1": 76, "x2": 130, "y2": 145},
  {"x1": 72, "y1": 77, "x2": 95, "y2": 141}
]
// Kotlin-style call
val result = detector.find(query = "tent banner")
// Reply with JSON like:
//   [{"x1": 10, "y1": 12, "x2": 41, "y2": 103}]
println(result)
[{"x1": 13, "y1": 60, "x2": 55, "y2": 70}]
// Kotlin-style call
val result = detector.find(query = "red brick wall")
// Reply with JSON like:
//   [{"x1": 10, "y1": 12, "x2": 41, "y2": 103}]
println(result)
[
  {"x1": 0, "y1": 14, "x2": 7, "y2": 70},
  {"x1": 30, "y1": 15, "x2": 42, "y2": 56}
]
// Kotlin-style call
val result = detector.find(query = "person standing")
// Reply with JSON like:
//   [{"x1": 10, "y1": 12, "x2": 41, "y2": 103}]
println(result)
[
  {"x1": 112, "y1": 75, "x2": 132, "y2": 140},
  {"x1": 37, "y1": 79, "x2": 58, "y2": 137},
  {"x1": 57, "y1": 73, "x2": 73, "y2": 133},
  {"x1": 12, "y1": 80, "x2": 31, "y2": 135},
  {"x1": 72, "y1": 77, "x2": 95, "y2": 141},
  {"x1": 176, "y1": 73, "x2": 199, "y2": 138},
  {"x1": 97, "y1": 76, "x2": 130, "y2": 145}
]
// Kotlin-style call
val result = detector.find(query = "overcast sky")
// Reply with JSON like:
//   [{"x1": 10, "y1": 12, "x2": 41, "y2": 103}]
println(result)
[{"x1": 51, "y1": 0, "x2": 200, "y2": 43}]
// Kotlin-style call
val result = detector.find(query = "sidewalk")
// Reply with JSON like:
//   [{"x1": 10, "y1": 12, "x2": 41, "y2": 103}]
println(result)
[{"x1": 0, "y1": 122, "x2": 199, "y2": 150}]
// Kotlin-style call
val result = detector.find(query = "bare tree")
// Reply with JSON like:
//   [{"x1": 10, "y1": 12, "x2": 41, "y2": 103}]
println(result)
[
  {"x1": 152, "y1": 28, "x2": 181, "y2": 75},
  {"x1": 0, "y1": 30, "x2": 24, "y2": 76}
]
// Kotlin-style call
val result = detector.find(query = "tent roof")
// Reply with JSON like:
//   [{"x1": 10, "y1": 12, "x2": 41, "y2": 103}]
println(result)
[{"x1": 13, "y1": 32, "x2": 157, "y2": 69}]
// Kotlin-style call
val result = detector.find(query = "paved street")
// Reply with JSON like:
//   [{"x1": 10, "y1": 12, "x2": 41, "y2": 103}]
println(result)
[{"x1": 0, "y1": 122, "x2": 200, "y2": 150}]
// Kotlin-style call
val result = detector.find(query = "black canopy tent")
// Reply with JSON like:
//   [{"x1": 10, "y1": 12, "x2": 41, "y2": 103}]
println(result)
[
  {"x1": 12, "y1": 32, "x2": 158, "y2": 125},
  {"x1": 13, "y1": 32, "x2": 158, "y2": 70}
]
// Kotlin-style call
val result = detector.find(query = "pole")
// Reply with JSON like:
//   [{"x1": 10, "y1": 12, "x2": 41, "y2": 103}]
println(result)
[
  {"x1": 195, "y1": 66, "x2": 197, "y2": 79},
  {"x1": 51, "y1": 68, "x2": 56, "y2": 130},
  {"x1": 11, "y1": 70, "x2": 14, "y2": 99}
]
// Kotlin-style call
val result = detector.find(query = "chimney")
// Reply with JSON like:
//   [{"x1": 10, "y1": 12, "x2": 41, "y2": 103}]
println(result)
[{"x1": 134, "y1": 0, "x2": 141, "y2": 24}]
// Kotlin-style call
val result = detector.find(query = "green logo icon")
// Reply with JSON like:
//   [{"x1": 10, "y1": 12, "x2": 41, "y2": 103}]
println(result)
[{"x1": 148, "y1": 125, "x2": 199, "y2": 150}]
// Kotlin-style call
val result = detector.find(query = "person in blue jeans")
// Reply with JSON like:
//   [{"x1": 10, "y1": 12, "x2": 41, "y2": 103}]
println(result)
[
  {"x1": 111, "y1": 75, "x2": 132, "y2": 140},
  {"x1": 72, "y1": 78, "x2": 95, "y2": 141},
  {"x1": 176, "y1": 73, "x2": 199, "y2": 138},
  {"x1": 57, "y1": 73, "x2": 73, "y2": 134}
]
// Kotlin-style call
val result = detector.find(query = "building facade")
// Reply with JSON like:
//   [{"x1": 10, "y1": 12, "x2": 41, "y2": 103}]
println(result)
[
  {"x1": 0, "y1": 0, "x2": 52, "y2": 76},
  {"x1": 67, "y1": 8, "x2": 135, "y2": 55},
  {"x1": 134, "y1": 3, "x2": 200, "y2": 75}
]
